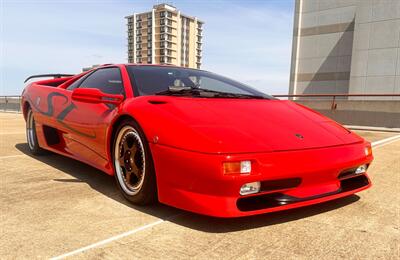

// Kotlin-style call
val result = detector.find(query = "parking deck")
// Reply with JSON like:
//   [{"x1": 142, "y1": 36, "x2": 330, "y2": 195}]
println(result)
[{"x1": 0, "y1": 112, "x2": 399, "y2": 259}]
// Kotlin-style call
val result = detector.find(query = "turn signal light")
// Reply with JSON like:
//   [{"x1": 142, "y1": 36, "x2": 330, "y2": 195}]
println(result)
[
  {"x1": 365, "y1": 145, "x2": 372, "y2": 156},
  {"x1": 223, "y1": 161, "x2": 251, "y2": 174}
]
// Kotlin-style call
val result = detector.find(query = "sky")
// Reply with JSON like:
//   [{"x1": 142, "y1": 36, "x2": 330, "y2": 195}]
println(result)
[{"x1": 0, "y1": 0, "x2": 294, "y2": 96}]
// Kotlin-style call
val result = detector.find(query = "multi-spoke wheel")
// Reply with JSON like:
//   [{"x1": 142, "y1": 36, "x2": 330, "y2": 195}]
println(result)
[
  {"x1": 113, "y1": 119, "x2": 157, "y2": 205},
  {"x1": 26, "y1": 108, "x2": 45, "y2": 155}
]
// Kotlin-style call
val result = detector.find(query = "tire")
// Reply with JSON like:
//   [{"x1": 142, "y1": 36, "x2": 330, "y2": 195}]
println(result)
[
  {"x1": 112, "y1": 119, "x2": 157, "y2": 205},
  {"x1": 26, "y1": 108, "x2": 46, "y2": 155}
]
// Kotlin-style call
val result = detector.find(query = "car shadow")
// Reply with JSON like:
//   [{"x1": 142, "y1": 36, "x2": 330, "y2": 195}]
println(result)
[{"x1": 16, "y1": 143, "x2": 360, "y2": 233}]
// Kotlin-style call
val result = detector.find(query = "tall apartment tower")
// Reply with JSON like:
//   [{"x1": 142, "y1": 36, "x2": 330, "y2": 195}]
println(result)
[{"x1": 126, "y1": 3, "x2": 204, "y2": 69}]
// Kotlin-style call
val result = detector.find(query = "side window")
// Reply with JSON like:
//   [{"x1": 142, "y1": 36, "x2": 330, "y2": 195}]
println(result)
[
  {"x1": 66, "y1": 74, "x2": 89, "y2": 91},
  {"x1": 79, "y1": 68, "x2": 124, "y2": 95}
]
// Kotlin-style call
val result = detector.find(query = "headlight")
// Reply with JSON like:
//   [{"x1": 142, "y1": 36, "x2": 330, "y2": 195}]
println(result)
[
  {"x1": 355, "y1": 164, "x2": 367, "y2": 174},
  {"x1": 240, "y1": 182, "x2": 260, "y2": 195}
]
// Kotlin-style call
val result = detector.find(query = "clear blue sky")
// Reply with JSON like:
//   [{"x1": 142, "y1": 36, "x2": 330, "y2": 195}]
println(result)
[{"x1": 0, "y1": 0, "x2": 294, "y2": 95}]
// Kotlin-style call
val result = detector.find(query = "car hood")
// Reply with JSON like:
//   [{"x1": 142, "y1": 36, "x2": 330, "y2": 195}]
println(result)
[{"x1": 137, "y1": 97, "x2": 363, "y2": 154}]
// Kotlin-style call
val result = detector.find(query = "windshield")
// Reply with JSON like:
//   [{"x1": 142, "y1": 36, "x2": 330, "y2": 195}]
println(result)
[{"x1": 126, "y1": 65, "x2": 273, "y2": 99}]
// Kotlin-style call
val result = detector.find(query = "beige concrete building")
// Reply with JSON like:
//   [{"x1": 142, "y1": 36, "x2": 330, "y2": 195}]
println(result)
[
  {"x1": 126, "y1": 4, "x2": 204, "y2": 69},
  {"x1": 289, "y1": 0, "x2": 400, "y2": 99}
]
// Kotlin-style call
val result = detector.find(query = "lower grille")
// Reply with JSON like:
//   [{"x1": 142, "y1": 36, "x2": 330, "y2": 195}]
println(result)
[{"x1": 237, "y1": 175, "x2": 369, "y2": 212}]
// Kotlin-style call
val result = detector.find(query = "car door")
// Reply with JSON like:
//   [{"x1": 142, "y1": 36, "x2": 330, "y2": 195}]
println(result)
[{"x1": 62, "y1": 67, "x2": 125, "y2": 169}]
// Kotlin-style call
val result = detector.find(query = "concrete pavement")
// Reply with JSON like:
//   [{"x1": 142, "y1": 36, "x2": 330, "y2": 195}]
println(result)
[{"x1": 0, "y1": 112, "x2": 399, "y2": 259}]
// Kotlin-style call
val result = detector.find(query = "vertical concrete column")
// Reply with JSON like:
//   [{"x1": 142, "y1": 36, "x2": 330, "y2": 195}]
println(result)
[
  {"x1": 177, "y1": 11, "x2": 181, "y2": 66},
  {"x1": 133, "y1": 14, "x2": 137, "y2": 63},
  {"x1": 152, "y1": 9, "x2": 156, "y2": 64},
  {"x1": 289, "y1": 0, "x2": 302, "y2": 98}
]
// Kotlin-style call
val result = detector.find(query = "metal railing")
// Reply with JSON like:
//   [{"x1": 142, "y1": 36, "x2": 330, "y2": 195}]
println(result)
[{"x1": 273, "y1": 93, "x2": 400, "y2": 110}]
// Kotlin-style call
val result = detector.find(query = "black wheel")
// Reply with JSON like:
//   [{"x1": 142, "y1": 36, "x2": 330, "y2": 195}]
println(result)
[
  {"x1": 113, "y1": 119, "x2": 157, "y2": 205},
  {"x1": 26, "y1": 108, "x2": 45, "y2": 155}
]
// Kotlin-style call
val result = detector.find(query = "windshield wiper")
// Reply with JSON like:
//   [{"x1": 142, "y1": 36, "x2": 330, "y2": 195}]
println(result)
[
  {"x1": 212, "y1": 92, "x2": 265, "y2": 99},
  {"x1": 155, "y1": 87, "x2": 265, "y2": 99}
]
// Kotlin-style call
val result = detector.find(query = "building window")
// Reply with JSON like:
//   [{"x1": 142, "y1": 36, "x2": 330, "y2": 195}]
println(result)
[
  {"x1": 160, "y1": 42, "x2": 165, "y2": 48},
  {"x1": 167, "y1": 42, "x2": 172, "y2": 48},
  {"x1": 136, "y1": 57, "x2": 142, "y2": 63},
  {"x1": 147, "y1": 13, "x2": 152, "y2": 19},
  {"x1": 147, "y1": 49, "x2": 152, "y2": 56},
  {"x1": 147, "y1": 35, "x2": 152, "y2": 41},
  {"x1": 167, "y1": 35, "x2": 172, "y2": 41},
  {"x1": 160, "y1": 26, "x2": 165, "y2": 33},
  {"x1": 167, "y1": 57, "x2": 172, "y2": 63},
  {"x1": 147, "y1": 57, "x2": 152, "y2": 63},
  {"x1": 167, "y1": 49, "x2": 172, "y2": 55},
  {"x1": 167, "y1": 19, "x2": 172, "y2": 26},
  {"x1": 160, "y1": 19, "x2": 165, "y2": 25},
  {"x1": 167, "y1": 11, "x2": 172, "y2": 18},
  {"x1": 147, "y1": 20, "x2": 151, "y2": 26},
  {"x1": 136, "y1": 44, "x2": 141, "y2": 49},
  {"x1": 147, "y1": 27, "x2": 152, "y2": 33},
  {"x1": 160, "y1": 49, "x2": 165, "y2": 55},
  {"x1": 160, "y1": 56, "x2": 165, "y2": 63},
  {"x1": 160, "y1": 34, "x2": 165, "y2": 40},
  {"x1": 147, "y1": 42, "x2": 152, "y2": 48},
  {"x1": 167, "y1": 27, "x2": 172, "y2": 33}
]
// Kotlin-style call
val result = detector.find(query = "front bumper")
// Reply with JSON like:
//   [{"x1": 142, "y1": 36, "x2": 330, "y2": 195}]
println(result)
[{"x1": 150, "y1": 142, "x2": 373, "y2": 217}]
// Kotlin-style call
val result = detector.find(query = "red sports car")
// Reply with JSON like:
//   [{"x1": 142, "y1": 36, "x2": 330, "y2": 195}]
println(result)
[{"x1": 21, "y1": 64, "x2": 373, "y2": 217}]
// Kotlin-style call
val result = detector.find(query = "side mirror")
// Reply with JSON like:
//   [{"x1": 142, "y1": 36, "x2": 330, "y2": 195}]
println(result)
[{"x1": 72, "y1": 88, "x2": 124, "y2": 105}]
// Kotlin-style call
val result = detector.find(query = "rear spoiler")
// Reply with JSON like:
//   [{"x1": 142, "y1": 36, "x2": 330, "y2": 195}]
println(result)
[{"x1": 24, "y1": 74, "x2": 74, "y2": 83}]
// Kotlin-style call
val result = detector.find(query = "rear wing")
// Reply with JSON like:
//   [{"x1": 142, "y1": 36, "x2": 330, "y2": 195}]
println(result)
[{"x1": 24, "y1": 74, "x2": 74, "y2": 83}]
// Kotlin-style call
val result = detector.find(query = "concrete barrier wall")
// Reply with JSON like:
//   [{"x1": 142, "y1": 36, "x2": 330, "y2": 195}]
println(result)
[
  {"x1": 1, "y1": 96, "x2": 399, "y2": 128},
  {"x1": 295, "y1": 100, "x2": 400, "y2": 128},
  {"x1": 0, "y1": 97, "x2": 22, "y2": 113}
]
